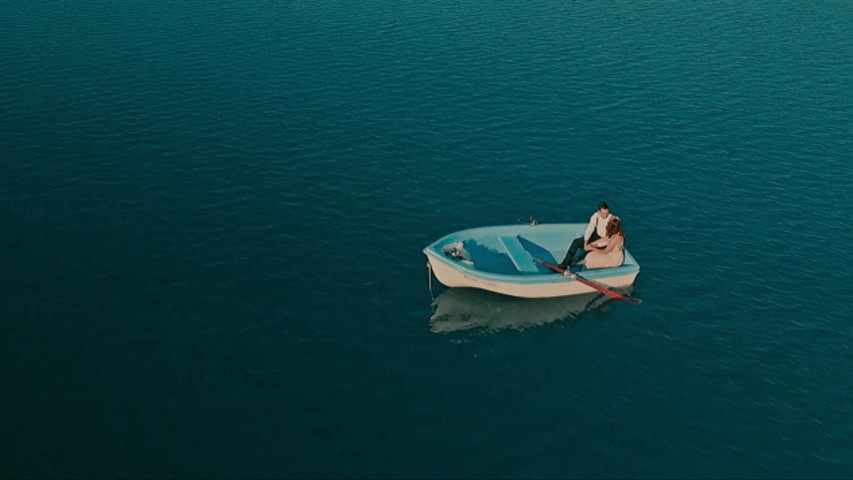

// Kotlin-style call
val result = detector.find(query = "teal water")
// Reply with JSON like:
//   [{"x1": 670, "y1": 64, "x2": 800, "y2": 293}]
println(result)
[{"x1": 2, "y1": 1, "x2": 853, "y2": 478}]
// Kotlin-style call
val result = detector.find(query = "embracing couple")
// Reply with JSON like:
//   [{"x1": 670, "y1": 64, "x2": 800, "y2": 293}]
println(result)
[{"x1": 558, "y1": 201, "x2": 625, "y2": 272}]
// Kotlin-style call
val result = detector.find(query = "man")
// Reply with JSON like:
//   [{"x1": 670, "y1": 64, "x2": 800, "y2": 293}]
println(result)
[{"x1": 558, "y1": 201, "x2": 616, "y2": 269}]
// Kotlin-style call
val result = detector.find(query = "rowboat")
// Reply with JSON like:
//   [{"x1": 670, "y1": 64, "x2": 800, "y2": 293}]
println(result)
[{"x1": 423, "y1": 223, "x2": 641, "y2": 300}]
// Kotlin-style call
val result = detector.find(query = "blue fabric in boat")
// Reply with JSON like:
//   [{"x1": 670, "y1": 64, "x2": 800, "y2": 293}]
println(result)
[
  {"x1": 464, "y1": 241, "x2": 519, "y2": 275},
  {"x1": 516, "y1": 235, "x2": 558, "y2": 274}
]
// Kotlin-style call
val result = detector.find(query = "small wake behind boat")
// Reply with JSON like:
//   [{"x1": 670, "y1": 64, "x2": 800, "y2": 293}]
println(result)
[{"x1": 423, "y1": 223, "x2": 641, "y2": 300}]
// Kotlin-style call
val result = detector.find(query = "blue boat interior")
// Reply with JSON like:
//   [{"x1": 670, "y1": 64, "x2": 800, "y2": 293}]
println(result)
[
  {"x1": 515, "y1": 235, "x2": 558, "y2": 272},
  {"x1": 457, "y1": 235, "x2": 557, "y2": 275}
]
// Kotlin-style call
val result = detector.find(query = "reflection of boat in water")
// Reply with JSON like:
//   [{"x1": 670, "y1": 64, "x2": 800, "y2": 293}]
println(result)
[{"x1": 429, "y1": 286, "x2": 632, "y2": 333}]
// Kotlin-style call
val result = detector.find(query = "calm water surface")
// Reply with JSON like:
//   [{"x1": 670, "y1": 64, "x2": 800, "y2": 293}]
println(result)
[{"x1": 2, "y1": 1, "x2": 852, "y2": 478}]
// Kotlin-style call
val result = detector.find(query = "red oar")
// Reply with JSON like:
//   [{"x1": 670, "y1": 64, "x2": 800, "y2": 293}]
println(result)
[{"x1": 533, "y1": 257, "x2": 642, "y2": 304}]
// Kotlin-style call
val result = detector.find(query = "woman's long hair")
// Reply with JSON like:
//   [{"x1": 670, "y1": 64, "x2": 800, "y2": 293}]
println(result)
[{"x1": 606, "y1": 217, "x2": 624, "y2": 238}]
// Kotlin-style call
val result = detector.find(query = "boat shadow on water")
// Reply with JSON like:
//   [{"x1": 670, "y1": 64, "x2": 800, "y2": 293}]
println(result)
[{"x1": 428, "y1": 286, "x2": 635, "y2": 334}]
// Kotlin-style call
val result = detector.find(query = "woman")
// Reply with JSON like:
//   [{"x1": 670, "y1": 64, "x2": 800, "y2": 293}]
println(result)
[{"x1": 582, "y1": 217, "x2": 625, "y2": 269}]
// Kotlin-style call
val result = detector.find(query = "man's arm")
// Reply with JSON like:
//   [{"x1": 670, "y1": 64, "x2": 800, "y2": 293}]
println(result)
[{"x1": 582, "y1": 214, "x2": 596, "y2": 243}]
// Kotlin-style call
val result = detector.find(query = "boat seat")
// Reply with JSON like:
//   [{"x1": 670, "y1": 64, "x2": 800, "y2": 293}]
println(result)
[{"x1": 498, "y1": 236, "x2": 540, "y2": 274}]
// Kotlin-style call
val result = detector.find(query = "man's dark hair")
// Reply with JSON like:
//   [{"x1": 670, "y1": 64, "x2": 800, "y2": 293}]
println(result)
[{"x1": 599, "y1": 201, "x2": 609, "y2": 210}]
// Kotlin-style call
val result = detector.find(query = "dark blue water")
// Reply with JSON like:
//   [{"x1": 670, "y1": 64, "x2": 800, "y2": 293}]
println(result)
[{"x1": 2, "y1": 1, "x2": 852, "y2": 478}]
